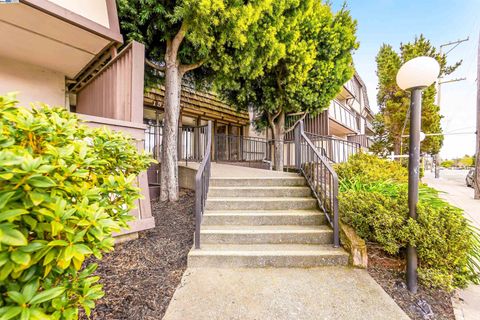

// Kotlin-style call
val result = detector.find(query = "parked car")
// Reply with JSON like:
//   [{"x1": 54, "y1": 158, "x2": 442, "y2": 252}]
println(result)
[{"x1": 466, "y1": 169, "x2": 475, "y2": 188}]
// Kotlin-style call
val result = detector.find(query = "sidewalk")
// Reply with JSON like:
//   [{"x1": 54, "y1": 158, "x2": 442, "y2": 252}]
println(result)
[
  {"x1": 423, "y1": 171, "x2": 480, "y2": 320},
  {"x1": 163, "y1": 267, "x2": 409, "y2": 320}
]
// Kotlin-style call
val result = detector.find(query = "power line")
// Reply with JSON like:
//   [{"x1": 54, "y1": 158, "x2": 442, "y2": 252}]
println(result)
[
  {"x1": 434, "y1": 37, "x2": 469, "y2": 178},
  {"x1": 402, "y1": 132, "x2": 475, "y2": 138}
]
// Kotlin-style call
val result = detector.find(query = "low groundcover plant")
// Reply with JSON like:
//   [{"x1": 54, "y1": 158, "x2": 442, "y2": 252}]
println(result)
[{"x1": 0, "y1": 94, "x2": 152, "y2": 319}]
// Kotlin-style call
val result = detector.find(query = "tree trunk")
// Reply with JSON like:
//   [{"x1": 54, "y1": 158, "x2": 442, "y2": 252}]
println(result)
[
  {"x1": 272, "y1": 112, "x2": 285, "y2": 171},
  {"x1": 160, "y1": 56, "x2": 181, "y2": 202}
]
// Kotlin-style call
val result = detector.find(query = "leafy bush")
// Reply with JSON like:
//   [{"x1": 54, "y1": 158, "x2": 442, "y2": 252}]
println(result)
[
  {"x1": 441, "y1": 160, "x2": 454, "y2": 168},
  {"x1": 0, "y1": 94, "x2": 152, "y2": 319},
  {"x1": 335, "y1": 153, "x2": 408, "y2": 183},
  {"x1": 336, "y1": 154, "x2": 480, "y2": 290},
  {"x1": 338, "y1": 186, "x2": 416, "y2": 255}
]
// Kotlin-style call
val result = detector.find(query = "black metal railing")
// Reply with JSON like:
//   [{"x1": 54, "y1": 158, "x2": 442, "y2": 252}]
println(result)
[
  {"x1": 306, "y1": 132, "x2": 361, "y2": 163},
  {"x1": 144, "y1": 122, "x2": 162, "y2": 160},
  {"x1": 178, "y1": 125, "x2": 209, "y2": 164},
  {"x1": 144, "y1": 124, "x2": 209, "y2": 163},
  {"x1": 295, "y1": 121, "x2": 339, "y2": 247},
  {"x1": 195, "y1": 121, "x2": 212, "y2": 249},
  {"x1": 215, "y1": 134, "x2": 269, "y2": 162}
]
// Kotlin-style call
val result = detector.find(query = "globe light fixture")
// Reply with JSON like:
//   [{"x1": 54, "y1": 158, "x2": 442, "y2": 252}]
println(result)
[
  {"x1": 396, "y1": 56, "x2": 440, "y2": 294},
  {"x1": 396, "y1": 56, "x2": 441, "y2": 90}
]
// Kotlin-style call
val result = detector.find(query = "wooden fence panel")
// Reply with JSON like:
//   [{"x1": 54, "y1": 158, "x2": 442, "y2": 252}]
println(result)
[
  {"x1": 76, "y1": 41, "x2": 154, "y2": 237},
  {"x1": 76, "y1": 41, "x2": 145, "y2": 124}
]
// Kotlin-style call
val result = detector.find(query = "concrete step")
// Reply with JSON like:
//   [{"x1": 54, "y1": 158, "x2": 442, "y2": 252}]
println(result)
[
  {"x1": 200, "y1": 225, "x2": 333, "y2": 244},
  {"x1": 210, "y1": 176, "x2": 306, "y2": 187},
  {"x1": 206, "y1": 197, "x2": 317, "y2": 210},
  {"x1": 202, "y1": 210, "x2": 325, "y2": 226},
  {"x1": 188, "y1": 244, "x2": 348, "y2": 268},
  {"x1": 208, "y1": 186, "x2": 312, "y2": 198}
]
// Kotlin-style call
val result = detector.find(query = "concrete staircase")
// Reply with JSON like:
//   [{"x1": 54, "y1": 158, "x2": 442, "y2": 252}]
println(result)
[{"x1": 188, "y1": 174, "x2": 348, "y2": 268}]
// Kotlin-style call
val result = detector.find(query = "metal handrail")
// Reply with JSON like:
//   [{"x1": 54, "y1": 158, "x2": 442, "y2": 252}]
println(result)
[
  {"x1": 295, "y1": 121, "x2": 339, "y2": 247},
  {"x1": 194, "y1": 121, "x2": 212, "y2": 249}
]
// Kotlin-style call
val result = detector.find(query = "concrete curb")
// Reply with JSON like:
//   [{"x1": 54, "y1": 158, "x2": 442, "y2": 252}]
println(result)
[{"x1": 451, "y1": 292, "x2": 465, "y2": 320}]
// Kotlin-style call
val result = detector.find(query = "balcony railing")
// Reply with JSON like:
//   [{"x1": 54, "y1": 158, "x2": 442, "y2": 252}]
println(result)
[
  {"x1": 365, "y1": 119, "x2": 375, "y2": 132},
  {"x1": 328, "y1": 100, "x2": 358, "y2": 132},
  {"x1": 347, "y1": 134, "x2": 373, "y2": 149},
  {"x1": 306, "y1": 133, "x2": 361, "y2": 163}
]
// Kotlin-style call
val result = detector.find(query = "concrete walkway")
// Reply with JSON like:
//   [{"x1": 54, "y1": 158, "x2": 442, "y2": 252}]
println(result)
[
  {"x1": 423, "y1": 170, "x2": 480, "y2": 320},
  {"x1": 181, "y1": 161, "x2": 299, "y2": 178},
  {"x1": 163, "y1": 267, "x2": 409, "y2": 320},
  {"x1": 164, "y1": 163, "x2": 408, "y2": 319}
]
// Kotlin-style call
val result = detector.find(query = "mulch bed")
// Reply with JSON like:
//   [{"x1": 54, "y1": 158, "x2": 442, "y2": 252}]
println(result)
[
  {"x1": 82, "y1": 188, "x2": 195, "y2": 320},
  {"x1": 367, "y1": 245, "x2": 455, "y2": 320}
]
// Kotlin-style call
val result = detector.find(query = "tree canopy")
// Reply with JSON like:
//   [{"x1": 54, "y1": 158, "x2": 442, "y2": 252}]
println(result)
[
  {"x1": 372, "y1": 35, "x2": 461, "y2": 156},
  {"x1": 117, "y1": 0, "x2": 276, "y2": 200},
  {"x1": 215, "y1": 0, "x2": 358, "y2": 170},
  {"x1": 117, "y1": 0, "x2": 274, "y2": 87}
]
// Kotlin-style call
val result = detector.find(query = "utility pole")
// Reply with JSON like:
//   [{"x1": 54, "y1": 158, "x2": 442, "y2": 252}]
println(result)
[
  {"x1": 475, "y1": 32, "x2": 480, "y2": 199},
  {"x1": 435, "y1": 37, "x2": 469, "y2": 178}
]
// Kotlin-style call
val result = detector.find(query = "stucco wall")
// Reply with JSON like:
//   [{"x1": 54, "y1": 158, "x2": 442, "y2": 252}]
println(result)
[
  {"x1": 0, "y1": 56, "x2": 65, "y2": 107},
  {"x1": 47, "y1": 0, "x2": 110, "y2": 28},
  {"x1": 178, "y1": 165, "x2": 197, "y2": 190}
]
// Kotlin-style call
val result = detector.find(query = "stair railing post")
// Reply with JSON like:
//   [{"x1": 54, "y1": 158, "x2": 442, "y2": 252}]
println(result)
[{"x1": 295, "y1": 120, "x2": 304, "y2": 170}]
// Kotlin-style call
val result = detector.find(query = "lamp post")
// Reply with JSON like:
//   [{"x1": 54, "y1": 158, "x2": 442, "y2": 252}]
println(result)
[{"x1": 396, "y1": 56, "x2": 440, "y2": 293}]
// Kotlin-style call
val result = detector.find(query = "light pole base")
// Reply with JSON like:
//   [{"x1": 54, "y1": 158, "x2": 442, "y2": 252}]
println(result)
[{"x1": 407, "y1": 245, "x2": 418, "y2": 293}]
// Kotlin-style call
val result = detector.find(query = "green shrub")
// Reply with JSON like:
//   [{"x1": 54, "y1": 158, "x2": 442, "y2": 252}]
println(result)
[
  {"x1": 337, "y1": 154, "x2": 480, "y2": 290},
  {"x1": 0, "y1": 94, "x2": 153, "y2": 319},
  {"x1": 416, "y1": 200, "x2": 479, "y2": 289},
  {"x1": 335, "y1": 153, "x2": 408, "y2": 183},
  {"x1": 338, "y1": 185, "x2": 416, "y2": 254}
]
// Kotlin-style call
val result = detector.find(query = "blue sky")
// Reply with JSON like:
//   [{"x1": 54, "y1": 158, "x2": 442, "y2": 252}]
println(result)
[{"x1": 331, "y1": 0, "x2": 479, "y2": 159}]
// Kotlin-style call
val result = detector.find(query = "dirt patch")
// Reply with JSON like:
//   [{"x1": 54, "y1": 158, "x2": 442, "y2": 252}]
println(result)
[
  {"x1": 367, "y1": 245, "x2": 455, "y2": 320},
  {"x1": 83, "y1": 189, "x2": 195, "y2": 320}
]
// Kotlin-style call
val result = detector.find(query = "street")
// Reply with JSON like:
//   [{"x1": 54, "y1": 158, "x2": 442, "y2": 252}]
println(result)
[
  {"x1": 423, "y1": 170, "x2": 480, "y2": 320},
  {"x1": 424, "y1": 169, "x2": 479, "y2": 229}
]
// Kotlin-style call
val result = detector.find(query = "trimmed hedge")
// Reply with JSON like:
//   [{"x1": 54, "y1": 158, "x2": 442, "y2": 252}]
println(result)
[
  {"x1": 0, "y1": 94, "x2": 153, "y2": 319},
  {"x1": 336, "y1": 153, "x2": 480, "y2": 290}
]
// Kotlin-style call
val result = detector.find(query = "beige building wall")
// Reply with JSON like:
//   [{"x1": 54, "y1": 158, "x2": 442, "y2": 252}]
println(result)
[
  {"x1": 0, "y1": 56, "x2": 65, "y2": 107},
  {"x1": 47, "y1": 0, "x2": 110, "y2": 28}
]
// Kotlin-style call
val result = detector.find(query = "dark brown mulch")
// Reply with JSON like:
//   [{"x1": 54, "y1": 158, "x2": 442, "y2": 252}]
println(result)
[
  {"x1": 367, "y1": 245, "x2": 455, "y2": 320},
  {"x1": 84, "y1": 189, "x2": 195, "y2": 320}
]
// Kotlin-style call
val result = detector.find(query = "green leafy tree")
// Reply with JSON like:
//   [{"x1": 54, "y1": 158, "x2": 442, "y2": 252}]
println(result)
[
  {"x1": 0, "y1": 94, "x2": 152, "y2": 319},
  {"x1": 373, "y1": 35, "x2": 461, "y2": 156},
  {"x1": 441, "y1": 159, "x2": 454, "y2": 168},
  {"x1": 458, "y1": 154, "x2": 475, "y2": 167},
  {"x1": 215, "y1": 1, "x2": 357, "y2": 170},
  {"x1": 117, "y1": 0, "x2": 273, "y2": 201}
]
